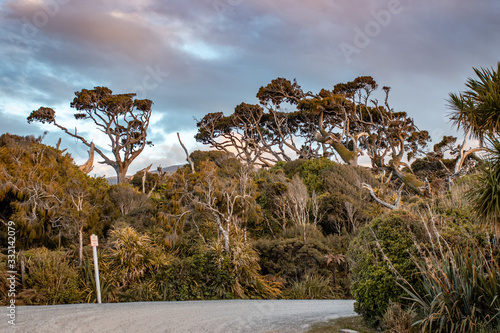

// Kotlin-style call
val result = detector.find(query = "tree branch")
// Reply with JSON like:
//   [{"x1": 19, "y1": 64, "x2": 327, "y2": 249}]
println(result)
[
  {"x1": 177, "y1": 132, "x2": 195, "y2": 174},
  {"x1": 362, "y1": 182, "x2": 404, "y2": 210}
]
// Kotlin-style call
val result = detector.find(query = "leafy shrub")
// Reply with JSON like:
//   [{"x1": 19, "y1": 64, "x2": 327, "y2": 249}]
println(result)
[
  {"x1": 80, "y1": 248, "x2": 120, "y2": 303},
  {"x1": 154, "y1": 250, "x2": 235, "y2": 301},
  {"x1": 256, "y1": 229, "x2": 332, "y2": 287},
  {"x1": 0, "y1": 134, "x2": 112, "y2": 250},
  {"x1": 229, "y1": 233, "x2": 282, "y2": 299},
  {"x1": 131, "y1": 171, "x2": 161, "y2": 194},
  {"x1": 189, "y1": 150, "x2": 242, "y2": 177},
  {"x1": 108, "y1": 185, "x2": 147, "y2": 216},
  {"x1": 347, "y1": 210, "x2": 424, "y2": 325},
  {"x1": 24, "y1": 248, "x2": 81, "y2": 304},
  {"x1": 150, "y1": 236, "x2": 281, "y2": 302},
  {"x1": 273, "y1": 158, "x2": 378, "y2": 195},
  {"x1": 468, "y1": 135, "x2": 500, "y2": 224},
  {"x1": 254, "y1": 170, "x2": 289, "y2": 236}
]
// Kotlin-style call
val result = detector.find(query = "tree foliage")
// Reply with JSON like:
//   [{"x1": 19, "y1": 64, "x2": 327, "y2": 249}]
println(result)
[
  {"x1": 196, "y1": 76, "x2": 430, "y2": 194},
  {"x1": 27, "y1": 86, "x2": 153, "y2": 183}
]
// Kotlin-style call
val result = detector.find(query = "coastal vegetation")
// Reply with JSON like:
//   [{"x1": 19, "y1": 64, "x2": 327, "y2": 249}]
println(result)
[{"x1": 1, "y1": 63, "x2": 499, "y2": 332}]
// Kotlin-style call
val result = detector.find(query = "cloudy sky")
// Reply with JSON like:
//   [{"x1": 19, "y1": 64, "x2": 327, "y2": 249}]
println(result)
[{"x1": 1, "y1": 0, "x2": 499, "y2": 177}]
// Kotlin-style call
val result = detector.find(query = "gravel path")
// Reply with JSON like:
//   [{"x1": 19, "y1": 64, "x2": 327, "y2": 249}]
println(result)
[{"x1": 2, "y1": 299, "x2": 355, "y2": 333}]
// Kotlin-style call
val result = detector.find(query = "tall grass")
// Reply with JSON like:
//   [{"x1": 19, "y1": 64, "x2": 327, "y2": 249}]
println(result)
[
  {"x1": 285, "y1": 274, "x2": 337, "y2": 299},
  {"x1": 381, "y1": 301, "x2": 417, "y2": 333}
]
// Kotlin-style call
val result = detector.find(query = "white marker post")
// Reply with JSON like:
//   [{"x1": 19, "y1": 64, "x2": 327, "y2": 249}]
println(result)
[{"x1": 90, "y1": 234, "x2": 102, "y2": 304}]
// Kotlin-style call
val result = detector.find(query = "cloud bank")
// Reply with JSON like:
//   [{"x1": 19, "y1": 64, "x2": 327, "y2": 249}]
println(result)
[{"x1": 1, "y1": 0, "x2": 499, "y2": 175}]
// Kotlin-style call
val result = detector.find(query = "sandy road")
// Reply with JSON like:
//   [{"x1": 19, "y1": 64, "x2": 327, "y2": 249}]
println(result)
[{"x1": 2, "y1": 299, "x2": 355, "y2": 333}]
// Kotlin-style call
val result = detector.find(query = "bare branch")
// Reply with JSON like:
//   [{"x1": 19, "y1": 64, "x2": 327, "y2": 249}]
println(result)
[
  {"x1": 362, "y1": 182, "x2": 404, "y2": 210},
  {"x1": 177, "y1": 132, "x2": 195, "y2": 173}
]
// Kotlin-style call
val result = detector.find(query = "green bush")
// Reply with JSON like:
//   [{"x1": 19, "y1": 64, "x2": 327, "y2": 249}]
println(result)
[
  {"x1": 24, "y1": 248, "x2": 82, "y2": 304},
  {"x1": 107, "y1": 226, "x2": 168, "y2": 288},
  {"x1": 273, "y1": 158, "x2": 378, "y2": 195},
  {"x1": 80, "y1": 250, "x2": 120, "y2": 303},
  {"x1": 256, "y1": 229, "x2": 332, "y2": 287},
  {"x1": 347, "y1": 210, "x2": 424, "y2": 325},
  {"x1": 155, "y1": 250, "x2": 235, "y2": 301}
]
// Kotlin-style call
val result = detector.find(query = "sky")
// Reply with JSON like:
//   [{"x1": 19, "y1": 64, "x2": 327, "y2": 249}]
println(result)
[{"x1": 1, "y1": 0, "x2": 499, "y2": 178}]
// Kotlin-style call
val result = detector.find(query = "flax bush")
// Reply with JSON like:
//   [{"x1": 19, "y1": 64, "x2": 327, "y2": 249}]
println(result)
[{"x1": 402, "y1": 246, "x2": 500, "y2": 333}]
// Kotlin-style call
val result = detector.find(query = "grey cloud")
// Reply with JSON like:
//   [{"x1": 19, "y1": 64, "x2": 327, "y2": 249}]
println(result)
[{"x1": 1, "y1": 0, "x2": 499, "y2": 173}]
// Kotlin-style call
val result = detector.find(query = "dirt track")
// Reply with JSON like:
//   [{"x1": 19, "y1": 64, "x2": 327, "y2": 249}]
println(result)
[{"x1": 3, "y1": 299, "x2": 355, "y2": 333}]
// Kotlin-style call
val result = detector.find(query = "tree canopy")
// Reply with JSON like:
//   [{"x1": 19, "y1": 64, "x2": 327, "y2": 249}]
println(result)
[
  {"x1": 196, "y1": 76, "x2": 430, "y2": 193},
  {"x1": 27, "y1": 86, "x2": 153, "y2": 183}
]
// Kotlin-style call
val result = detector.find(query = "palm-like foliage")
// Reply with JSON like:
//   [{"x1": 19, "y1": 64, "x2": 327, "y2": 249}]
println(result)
[
  {"x1": 402, "y1": 247, "x2": 500, "y2": 333},
  {"x1": 468, "y1": 135, "x2": 500, "y2": 223},
  {"x1": 448, "y1": 62, "x2": 500, "y2": 140},
  {"x1": 108, "y1": 226, "x2": 168, "y2": 288}
]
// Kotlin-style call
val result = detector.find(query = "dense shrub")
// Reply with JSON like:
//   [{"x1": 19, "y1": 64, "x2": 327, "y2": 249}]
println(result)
[
  {"x1": 189, "y1": 150, "x2": 242, "y2": 177},
  {"x1": 256, "y1": 227, "x2": 332, "y2": 285},
  {"x1": 262, "y1": 159, "x2": 380, "y2": 237},
  {"x1": 273, "y1": 158, "x2": 378, "y2": 194},
  {"x1": 347, "y1": 210, "x2": 424, "y2": 325},
  {"x1": 131, "y1": 171, "x2": 161, "y2": 194},
  {"x1": 23, "y1": 248, "x2": 82, "y2": 305},
  {"x1": 0, "y1": 134, "x2": 113, "y2": 250},
  {"x1": 154, "y1": 251, "x2": 235, "y2": 301},
  {"x1": 107, "y1": 226, "x2": 168, "y2": 288}
]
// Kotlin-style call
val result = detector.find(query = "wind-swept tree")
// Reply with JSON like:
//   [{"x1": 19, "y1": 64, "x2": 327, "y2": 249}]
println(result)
[
  {"x1": 197, "y1": 77, "x2": 430, "y2": 193},
  {"x1": 27, "y1": 87, "x2": 153, "y2": 183},
  {"x1": 195, "y1": 103, "x2": 295, "y2": 167}
]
